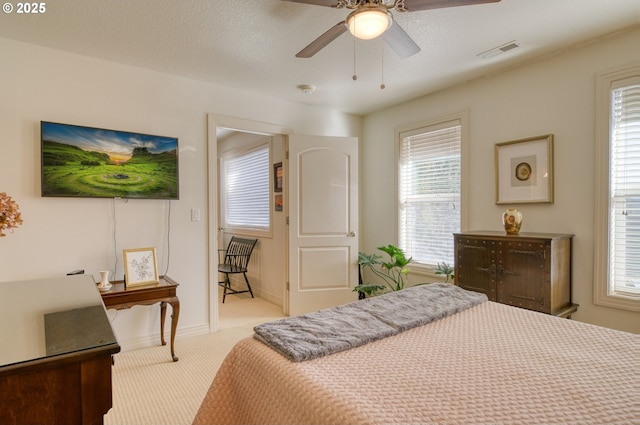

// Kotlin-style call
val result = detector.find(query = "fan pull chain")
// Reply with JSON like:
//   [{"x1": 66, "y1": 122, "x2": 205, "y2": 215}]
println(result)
[
  {"x1": 352, "y1": 37, "x2": 358, "y2": 81},
  {"x1": 380, "y1": 39, "x2": 385, "y2": 90}
]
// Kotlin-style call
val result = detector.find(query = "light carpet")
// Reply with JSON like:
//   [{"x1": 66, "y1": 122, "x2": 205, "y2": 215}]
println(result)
[{"x1": 106, "y1": 294, "x2": 284, "y2": 425}]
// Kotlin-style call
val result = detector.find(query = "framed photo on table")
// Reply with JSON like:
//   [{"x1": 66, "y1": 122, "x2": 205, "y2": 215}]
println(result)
[
  {"x1": 123, "y1": 247, "x2": 159, "y2": 287},
  {"x1": 495, "y1": 134, "x2": 554, "y2": 204}
]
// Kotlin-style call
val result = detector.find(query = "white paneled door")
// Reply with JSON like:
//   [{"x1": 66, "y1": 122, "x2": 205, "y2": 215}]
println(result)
[{"x1": 288, "y1": 135, "x2": 359, "y2": 316}]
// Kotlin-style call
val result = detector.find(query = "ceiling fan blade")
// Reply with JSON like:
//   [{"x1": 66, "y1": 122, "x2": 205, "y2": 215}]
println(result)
[
  {"x1": 402, "y1": 0, "x2": 500, "y2": 12},
  {"x1": 296, "y1": 21, "x2": 347, "y2": 58},
  {"x1": 281, "y1": 0, "x2": 339, "y2": 7},
  {"x1": 382, "y1": 22, "x2": 420, "y2": 58}
]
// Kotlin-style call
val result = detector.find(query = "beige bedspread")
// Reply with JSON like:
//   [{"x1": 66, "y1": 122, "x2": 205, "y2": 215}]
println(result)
[{"x1": 193, "y1": 302, "x2": 639, "y2": 425}]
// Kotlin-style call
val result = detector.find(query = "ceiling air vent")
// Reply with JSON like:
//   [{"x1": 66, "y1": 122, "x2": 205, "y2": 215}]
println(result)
[{"x1": 478, "y1": 41, "x2": 520, "y2": 59}]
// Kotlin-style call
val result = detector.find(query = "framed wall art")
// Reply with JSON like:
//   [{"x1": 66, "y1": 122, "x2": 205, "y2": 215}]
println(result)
[
  {"x1": 495, "y1": 134, "x2": 554, "y2": 204},
  {"x1": 274, "y1": 194, "x2": 283, "y2": 212},
  {"x1": 123, "y1": 247, "x2": 159, "y2": 287},
  {"x1": 273, "y1": 162, "x2": 283, "y2": 193}
]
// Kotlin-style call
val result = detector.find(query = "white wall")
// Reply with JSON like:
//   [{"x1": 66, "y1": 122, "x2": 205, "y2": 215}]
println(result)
[
  {"x1": 0, "y1": 38, "x2": 361, "y2": 350},
  {"x1": 361, "y1": 28, "x2": 640, "y2": 334}
]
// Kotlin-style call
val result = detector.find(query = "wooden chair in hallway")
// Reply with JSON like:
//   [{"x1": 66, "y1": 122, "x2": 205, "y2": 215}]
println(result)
[{"x1": 218, "y1": 236, "x2": 258, "y2": 303}]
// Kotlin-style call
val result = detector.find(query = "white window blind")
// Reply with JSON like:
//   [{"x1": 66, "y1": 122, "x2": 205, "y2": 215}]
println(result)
[
  {"x1": 223, "y1": 143, "x2": 270, "y2": 230},
  {"x1": 399, "y1": 120, "x2": 461, "y2": 265},
  {"x1": 610, "y1": 82, "x2": 640, "y2": 296}
]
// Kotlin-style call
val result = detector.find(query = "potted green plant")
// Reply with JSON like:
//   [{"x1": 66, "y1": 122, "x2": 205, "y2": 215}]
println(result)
[
  {"x1": 354, "y1": 244, "x2": 412, "y2": 297},
  {"x1": 355, "y1": 245, "x2": 455, "y2": 298},
  {"x1": 432, "y1": 261, "x2": 455, "y2": 283}
]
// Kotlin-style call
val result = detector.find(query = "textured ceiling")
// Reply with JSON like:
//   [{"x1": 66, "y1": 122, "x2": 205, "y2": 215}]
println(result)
[{"x1": 0, "y1": 0, "x2": 638, "y2": 115}]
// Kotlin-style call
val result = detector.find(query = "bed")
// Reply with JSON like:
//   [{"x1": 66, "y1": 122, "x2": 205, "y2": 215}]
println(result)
[{"x1": 193, "y1": 284, "x2": 638, "y2": 425}]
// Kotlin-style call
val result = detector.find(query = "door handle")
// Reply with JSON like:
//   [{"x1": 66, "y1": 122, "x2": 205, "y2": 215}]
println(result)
[
  {"x1": 347, "y1": 231, "x2": 356, "y2": 237},
  {"x1": 479, "y1": 264, "x2": 496, "y2": 275}
]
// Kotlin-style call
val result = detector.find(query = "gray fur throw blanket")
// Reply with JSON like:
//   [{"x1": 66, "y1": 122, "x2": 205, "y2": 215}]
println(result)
[{"x1": 254, "y1": 283, "x2": 487, "y2": 362}]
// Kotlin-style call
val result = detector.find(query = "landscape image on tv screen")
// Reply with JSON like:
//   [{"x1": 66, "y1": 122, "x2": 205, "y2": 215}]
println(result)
[{"x1": 41, "y1": 121, "x2": 179, "y2": 199}]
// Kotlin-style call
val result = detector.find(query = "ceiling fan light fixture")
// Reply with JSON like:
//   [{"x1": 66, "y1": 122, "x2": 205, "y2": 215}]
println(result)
[{"x1": 346, "y1": 7, "x2": 392, "y2": 40}]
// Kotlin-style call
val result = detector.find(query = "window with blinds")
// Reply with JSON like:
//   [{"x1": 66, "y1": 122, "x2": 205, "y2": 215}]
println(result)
[
  {"x1": 594, "y1": 64, "x2": 640, "y2": 311},
  {"x1": 610, "y1": 81, "x2": 640, "y2": 297},
  {"x1": 221, "y1": 141, "x2": 270, "y2": 231},
  {"x1": 398, "y1": 119, "x2": 461, "y2": 265}
]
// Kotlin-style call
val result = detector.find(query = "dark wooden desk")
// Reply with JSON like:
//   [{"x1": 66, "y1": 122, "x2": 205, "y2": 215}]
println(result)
[
  {"x1": 100, "y1": 276, "x2": 180, "y2": 362},
  {"x1": 0, "y1": 275, "x2": 120, "y2": 425}
]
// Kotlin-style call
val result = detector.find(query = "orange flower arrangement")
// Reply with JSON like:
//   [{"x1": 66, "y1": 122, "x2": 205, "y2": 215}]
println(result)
[{"x1": 0, "y1": 192, "x2": 23, "y2": 237}]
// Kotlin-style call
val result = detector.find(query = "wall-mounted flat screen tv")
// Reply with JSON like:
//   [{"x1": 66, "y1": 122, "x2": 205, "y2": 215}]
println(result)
[{"x1": 41, "y1": 121, "x2": 179, "y2": 199}]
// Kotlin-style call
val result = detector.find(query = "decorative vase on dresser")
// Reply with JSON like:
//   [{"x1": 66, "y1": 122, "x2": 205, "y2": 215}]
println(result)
[
  {"x1": 502, "y1": 208, "x2": 523, "y2": 234},
  {"x1": 453, "y1": 231, "x2": 578, "y2": 318}
]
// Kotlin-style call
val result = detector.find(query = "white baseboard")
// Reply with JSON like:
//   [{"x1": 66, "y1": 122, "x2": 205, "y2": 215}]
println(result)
[
  {"x1": 257, "y1": 290, "x2": 282, "y2": 307},
  {"x1": 116, "y1": 323, "x2": 210, "y2": 352}
]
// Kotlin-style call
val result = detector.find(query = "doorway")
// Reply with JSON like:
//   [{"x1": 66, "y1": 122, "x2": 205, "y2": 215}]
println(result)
[
  {"x1": 207, "y1": 114, "x2": 360, "y2": 331},
  {"x1": 208, "y1": 115, "x2": 291, "y2": 332}
]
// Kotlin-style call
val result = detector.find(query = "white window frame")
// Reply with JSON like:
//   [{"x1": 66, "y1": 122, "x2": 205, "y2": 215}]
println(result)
[
  {"x1": 220, "y1": 138, "x2": 272, "y2": 237},
  {"x1": 395, "y1": 111, "x2": 469, "y2": 274},
  {"x1": 594, "y1": 63, "x2": 640, "y2": 312}
]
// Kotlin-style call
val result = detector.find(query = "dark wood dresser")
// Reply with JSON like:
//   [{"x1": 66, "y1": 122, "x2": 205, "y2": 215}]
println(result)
[
  {"x1": 0, "y1": 275, "x2": 120, "y2": 425},
  {"x1": 454, "y1": 231, "x2": 578, "y2": 318}
]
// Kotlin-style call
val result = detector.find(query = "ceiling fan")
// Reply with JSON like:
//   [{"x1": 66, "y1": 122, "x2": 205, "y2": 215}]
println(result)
[{"x1": 283, "y1": 0, "x2": 501, "y2": 58}]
